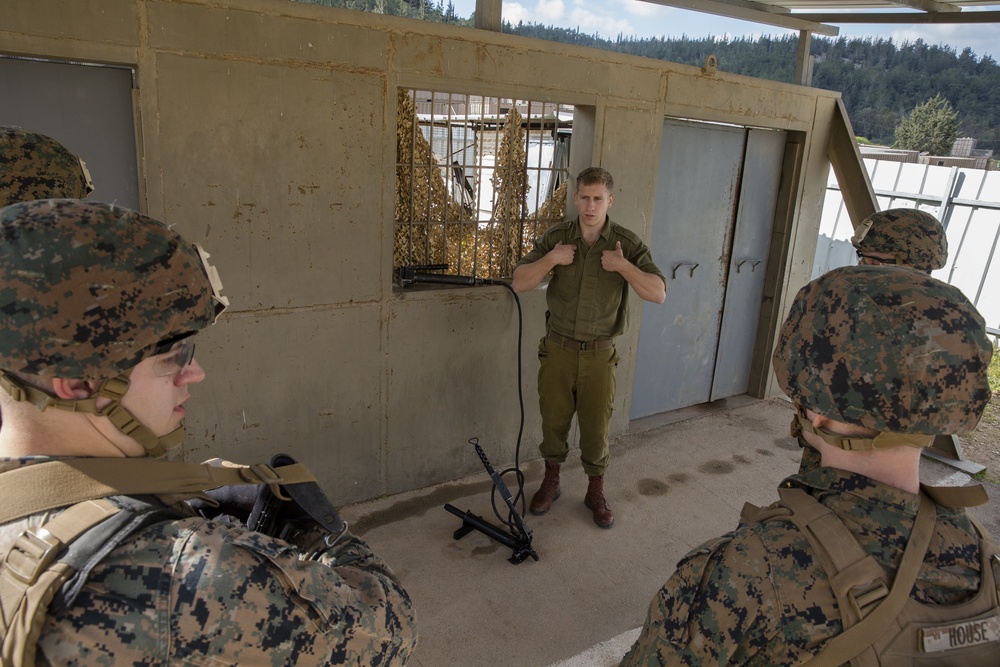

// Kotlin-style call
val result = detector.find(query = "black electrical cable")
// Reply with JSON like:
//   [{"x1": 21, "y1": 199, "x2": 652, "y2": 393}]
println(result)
[
  {"x1": 398, "y1": 267, "x2": 531, "y2": 542},
  {"x1": 479, "y1": 281, "x2": 529, "y2": 538}
]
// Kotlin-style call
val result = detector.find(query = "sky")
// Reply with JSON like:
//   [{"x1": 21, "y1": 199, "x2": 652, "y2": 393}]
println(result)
[{"x1": 449, "y1": 0, "x2": 1000, "y2": 60}]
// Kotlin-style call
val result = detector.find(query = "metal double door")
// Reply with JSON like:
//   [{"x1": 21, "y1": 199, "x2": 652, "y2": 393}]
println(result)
[{"x1": 631, "y1": 118, "x2": 786, "y2": 419}]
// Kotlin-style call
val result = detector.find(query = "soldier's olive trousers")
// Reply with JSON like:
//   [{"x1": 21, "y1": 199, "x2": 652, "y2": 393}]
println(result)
[{"x1": 536, "y1": 336, "x2": 620, "y2": 477}]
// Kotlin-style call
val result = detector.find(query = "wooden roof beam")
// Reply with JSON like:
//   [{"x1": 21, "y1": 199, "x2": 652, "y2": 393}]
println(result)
[
  {"x1": 828, "y1": 98, "x2": 877, "y2": 229},
  {"x1": 475, "y1": 0, "x2": 502, "y2": 31},
  {"x1": 639, "y1": 0, "x2": 841, "y2": 35},
  {"x1": 890, "y1": 0, "x2": 962, "y2": 12},
  {"x1": 794, "y1": 9, "x2": 1000, "y2": 22}
]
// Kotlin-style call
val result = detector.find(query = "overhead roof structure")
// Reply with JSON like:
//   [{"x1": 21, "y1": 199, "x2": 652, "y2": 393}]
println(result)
[
  {"x1": 475, "y1": 0, "x2": 999, "y2": 83},
  {"x1": 633, "y1": 0, "x2": 1000, "y2": 82},
  {"x1": 470, "y1": 0, "x2": 998, "y2": 247},
  {"x1": 638, "y1": 0, "x2": 1000, "y2": 37}
]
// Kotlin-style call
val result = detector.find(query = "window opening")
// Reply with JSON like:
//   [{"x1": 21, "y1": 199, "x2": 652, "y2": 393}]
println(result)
[{"x1": 395, "y1": 89, "x2": 573, "y2": 281}]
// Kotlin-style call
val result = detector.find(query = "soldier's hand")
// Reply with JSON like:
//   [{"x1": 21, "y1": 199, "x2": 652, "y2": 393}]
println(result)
[
  {"x1": 189, "y1": 484, "x2": 260, "y2": 522},
  {"x1": 602, "y1": 241, "x2": 629, "y2": 273},
  {"x1": 549, "y1": 241, "x2": 576, "y2": 265}
]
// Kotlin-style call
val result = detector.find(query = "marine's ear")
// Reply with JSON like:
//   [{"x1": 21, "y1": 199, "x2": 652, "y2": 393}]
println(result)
[
  {"x1": 809, "y1": 412, "x2": 829, "y2": 430},
  {"x1": 51, "y1": 377, "x2": 99, "y2": 400}
]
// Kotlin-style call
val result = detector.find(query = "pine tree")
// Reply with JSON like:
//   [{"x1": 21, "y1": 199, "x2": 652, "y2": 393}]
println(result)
[{"x1": 893, "y1": 93, "x2": 960, "y2": 155}]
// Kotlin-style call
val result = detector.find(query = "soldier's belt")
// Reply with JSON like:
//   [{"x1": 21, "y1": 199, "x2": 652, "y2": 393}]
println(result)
[{"x1": 547, "y1": 332, "x2": 614, "y2": 351}]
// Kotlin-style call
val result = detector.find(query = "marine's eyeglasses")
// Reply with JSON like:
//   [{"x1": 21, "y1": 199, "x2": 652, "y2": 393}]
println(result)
[
  {"x1": 855, "y1": 249, "x2": 886, "y2": 266},
  {"x1": 152, "y1": 338, "x2": 197, "y2": 377}
]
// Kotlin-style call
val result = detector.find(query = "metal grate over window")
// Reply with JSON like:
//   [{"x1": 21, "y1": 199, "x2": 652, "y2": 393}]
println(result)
[{"x1": 394, "y1": 89, "x2": 573, "y2": 281}]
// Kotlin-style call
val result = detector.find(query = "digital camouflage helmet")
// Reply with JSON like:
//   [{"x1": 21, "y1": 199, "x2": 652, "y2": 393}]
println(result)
[
  {"x1": 773, "y1": 265, "x2": 992, "y2": 448},
  {"x1": 0, "y1": 126, "x2": 94, "y2": 206},
  {"x1": 0, "y1": 199, "x2": 228, "y2": 455},
  {"x1": 851, "y1": 208, "x2": 948, "y2": 272}
]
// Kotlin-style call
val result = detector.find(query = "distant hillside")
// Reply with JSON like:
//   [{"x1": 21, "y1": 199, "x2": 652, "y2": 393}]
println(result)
[
  {"x1": 508, "y1": 23, "x2": 1000, "y2": 152},
  {"x1": 296, "y1": 1, "x2": 1000, "y2": 152}
]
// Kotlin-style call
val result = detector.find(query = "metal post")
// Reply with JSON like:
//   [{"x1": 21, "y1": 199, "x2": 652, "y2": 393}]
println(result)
[
  {"x1": 794, "y1": 30, "x2": 813, "y2": 87},
  {"x1": 474, "y1": 0, "x2": 502, "y2": 32}
]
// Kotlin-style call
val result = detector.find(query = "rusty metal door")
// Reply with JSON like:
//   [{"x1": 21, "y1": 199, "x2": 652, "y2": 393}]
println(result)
[
  {"x1": 710, "y1": 128, "x2": 786, "y2": 400},
  {"x1": 630, "y1": 120, "x2": 784, "y2": 419},
  {"x1": 631, "y1": 119, "x2": 743, "y2": 418}
]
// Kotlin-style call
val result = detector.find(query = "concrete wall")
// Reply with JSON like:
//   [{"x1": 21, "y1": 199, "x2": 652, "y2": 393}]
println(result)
[{"x1": 1, "y1": 0, "x2": 836, "y2": 504}]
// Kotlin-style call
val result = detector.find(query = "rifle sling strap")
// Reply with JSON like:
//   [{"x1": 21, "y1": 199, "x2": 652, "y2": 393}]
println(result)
[
  {"x1": 794, "y1": 489, "x2": 936, "y2": 667},
  {"x1": 1, "y1": 499, "x2": 120, "y2": 666},
  {"x1": 921, "y1": 482, "x2": 988, "y2": 508},
  {"x1": 0, "y1": 459, "x2": 317, "y2": 525}
]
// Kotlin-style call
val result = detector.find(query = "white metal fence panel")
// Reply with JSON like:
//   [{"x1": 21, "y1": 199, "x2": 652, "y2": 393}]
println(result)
[{"x1": 816, "y1": 159, "x2": 1000, "y2": 338}]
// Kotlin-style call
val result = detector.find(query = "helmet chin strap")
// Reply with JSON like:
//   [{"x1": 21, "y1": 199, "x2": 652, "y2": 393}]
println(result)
[
  {"x1": 790, "y1": 407, "x2": 934, "y2": 451},
  {"x1": 0, "y1": 370, "x2": 184, "y2": 458}
]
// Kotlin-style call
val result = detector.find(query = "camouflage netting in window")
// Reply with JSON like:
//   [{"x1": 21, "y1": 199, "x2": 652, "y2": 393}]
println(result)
[
  {"x1": 394, "y1": 91, "x2": 567, "y2": 279},
  {"x1": 487, "y1": 107, "x2": 529, "y2": 277}
]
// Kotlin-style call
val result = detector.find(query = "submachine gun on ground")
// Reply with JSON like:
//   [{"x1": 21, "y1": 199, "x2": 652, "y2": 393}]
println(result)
[
  {"x1": 444, "y1": 438, "x2": 538, "y2": 565},
  {"x1": 397, "y1": 264, "x2": 538, "y2": 565}
]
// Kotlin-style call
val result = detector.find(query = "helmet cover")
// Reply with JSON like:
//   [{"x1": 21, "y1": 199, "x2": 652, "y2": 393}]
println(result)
[
  {"x1": 0, "y1": 126, "x2": 94, "y2": 206},
  {"x1": 851, "y1": 208, "x2": 948, "y2": 271},
  {"x1": 0, "y1": 199, "x2": 220, "y2": 379},
  {"x1": 773, "y1": 265, "x2": 992, "y2": 435}
]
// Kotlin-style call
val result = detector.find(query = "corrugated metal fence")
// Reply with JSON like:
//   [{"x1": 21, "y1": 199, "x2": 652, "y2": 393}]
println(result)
[{"x1": 815, "y1": 159, "x2": 1000, "y2": 341}]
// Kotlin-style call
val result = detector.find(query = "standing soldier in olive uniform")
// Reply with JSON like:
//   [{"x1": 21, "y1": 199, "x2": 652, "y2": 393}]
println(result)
[
  {"x1": 622, "y1": 265, "x2": 998, "y2": 666},
  {"x1": 513, "y1": 167, "x2": 666, "y2": 528},
  {"x1": 0, "y1": 199, "x2": 417, "y2": 665},
  {"x1": 0, "y1": 126, "x2": 94, "y2": 206}
]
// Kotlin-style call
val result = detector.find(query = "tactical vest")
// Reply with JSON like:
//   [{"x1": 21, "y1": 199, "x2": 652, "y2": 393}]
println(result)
[
  {"x1": 741, "y1": 483, "x2": 1000, "y2": 666},
  {"x1": 0, "y1": 457, "x2": 325, "y2": 667}
]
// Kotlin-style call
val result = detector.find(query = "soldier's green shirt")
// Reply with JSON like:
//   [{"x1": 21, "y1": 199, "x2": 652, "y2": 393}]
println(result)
[
  {"x1": 0, "y1": 457, "x2": 417, "y2": 666},
  {"x1": 517, "y1": 217, "x2": 665, "y2": 341},
  {"x1": 621, "y1": 467, "x2": 984, "y2": 666}
]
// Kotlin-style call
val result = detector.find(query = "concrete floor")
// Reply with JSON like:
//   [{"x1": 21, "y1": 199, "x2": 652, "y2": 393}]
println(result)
[{"x1": 338, "y1": 397, "x2": 1000, "y2": 667}]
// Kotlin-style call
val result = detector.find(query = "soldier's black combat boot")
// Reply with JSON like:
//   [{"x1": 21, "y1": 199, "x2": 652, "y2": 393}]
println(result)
[
  {"x1": 529, "y1": 460, "x2": 561, "y2": 515},
  {"x1": 584, "y1": 474, "x2": 614, "y2": 528}
]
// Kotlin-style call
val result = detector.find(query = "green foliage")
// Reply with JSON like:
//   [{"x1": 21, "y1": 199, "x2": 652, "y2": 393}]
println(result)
[
  {"x1": 973, "y1": 468, "x2": 999, "y2": 484},
  {"x1": 893, "y1": 94, "x2": 959, "y2": 154},
  {"x1": 855, "y1": 137, "x2": 872, "y2": 145},
  {"x1": 503, "y1": 25, "x2": 1000, "y2": 154},
  {"x1": 293, "y1": 0, "x2": 470, "y2": 24}
]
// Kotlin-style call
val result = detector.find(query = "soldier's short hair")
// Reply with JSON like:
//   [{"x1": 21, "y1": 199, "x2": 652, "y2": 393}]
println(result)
[
  {"x1": 0, "y1": 126, "x2": 94, "y2": 206},
  {"x1": 772, "y1": 265, "x2": 992, "y2": 435},
  {"x1": 851, "y1": 208, "x2": 948, "y2": 271},
  {"x1": 576, "y1": 167, "x2": 614, "y2": 192}
]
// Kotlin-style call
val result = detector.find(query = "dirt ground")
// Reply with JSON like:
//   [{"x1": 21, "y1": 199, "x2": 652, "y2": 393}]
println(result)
[{"x1": 963, "y1": 396, "x2": 1000, "y2": 481}]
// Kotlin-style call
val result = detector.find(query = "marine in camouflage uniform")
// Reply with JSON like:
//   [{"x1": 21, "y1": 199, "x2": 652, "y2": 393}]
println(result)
[
  {"x1": 0, "y1": 126, "x2": 94, "y2": 206},
  {"x1": 621, "y1": 265, "x2": 995, "y2": 666},
  {"x1": 798, "y1": 207, "x2": 951, "y2": 474},
  {"x1": 0, "y1": 125, "x2": 95, "y2": 429},
  {"x1": 0, "y1": 199, "x2": 416, "y2": 665},
  {"x1": 851, "y1": 207, "x2": 948, "y2": 272}
]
